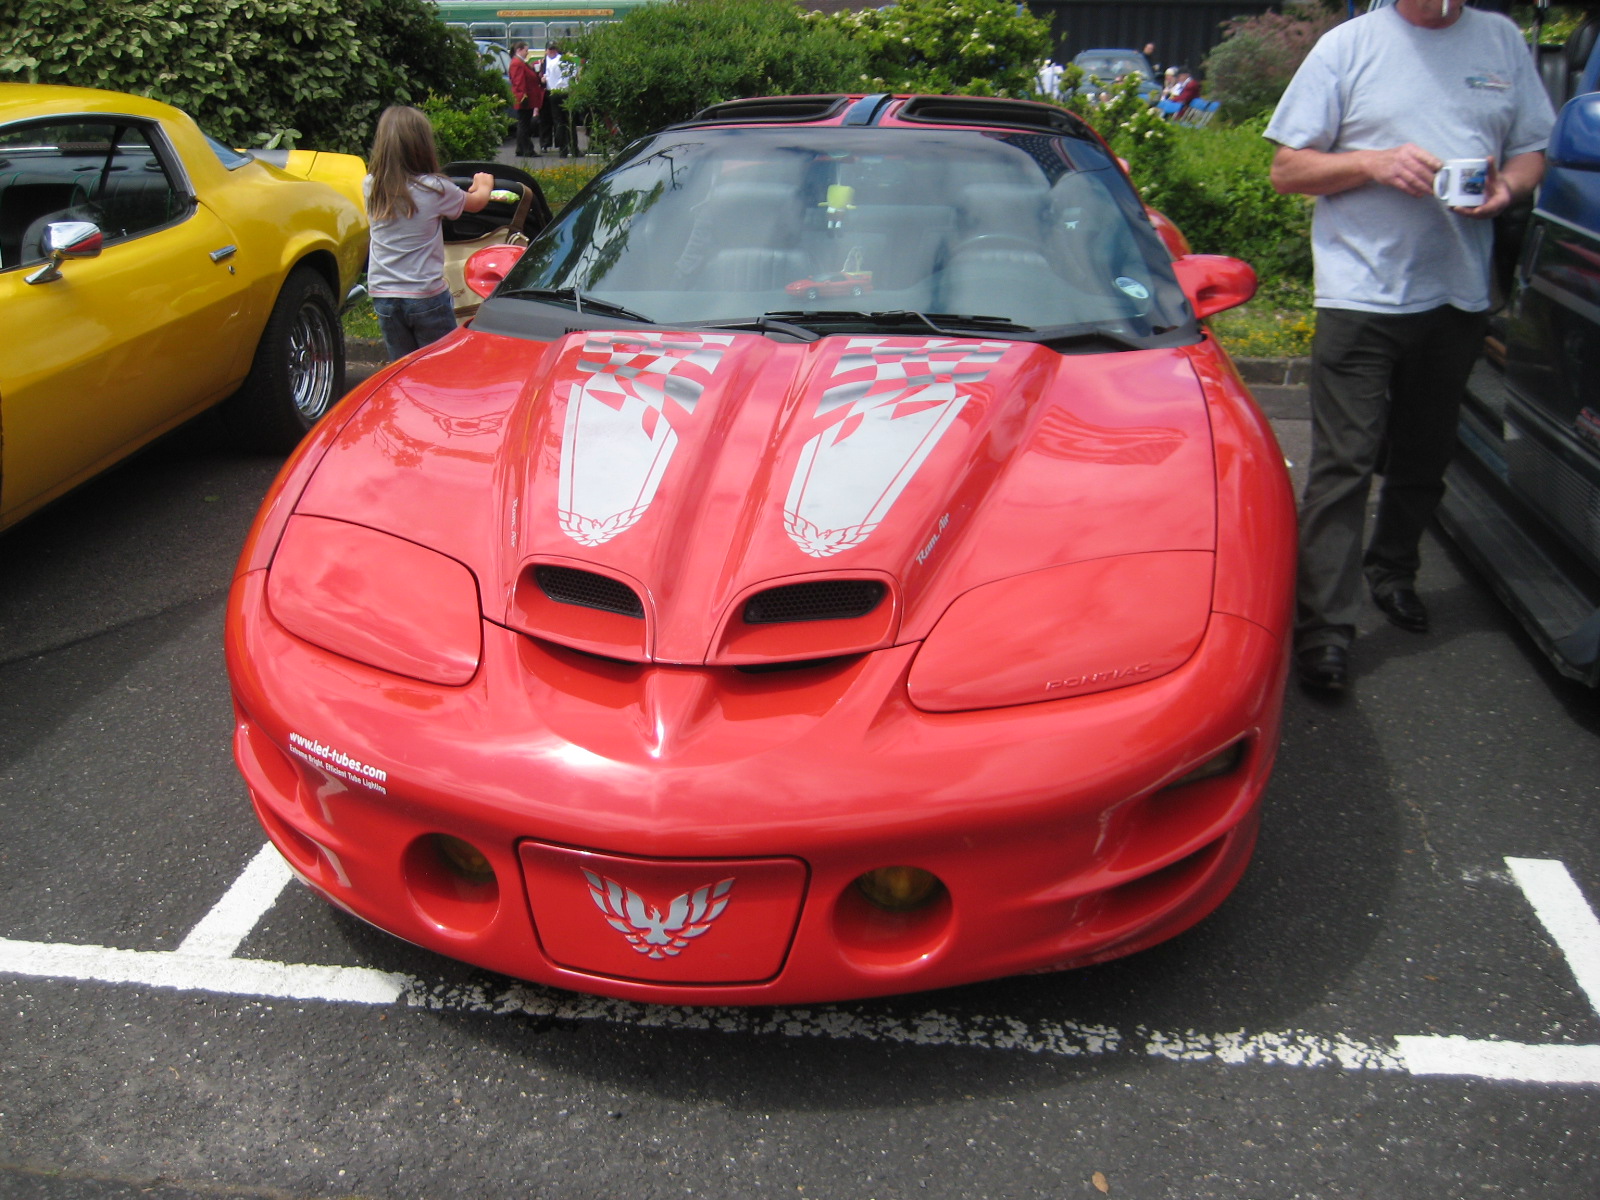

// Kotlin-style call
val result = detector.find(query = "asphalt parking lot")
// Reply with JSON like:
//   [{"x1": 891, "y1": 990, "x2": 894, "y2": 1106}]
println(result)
[{"x1": 1, "y1": 380, "x2": 1597, "y2": 1199}]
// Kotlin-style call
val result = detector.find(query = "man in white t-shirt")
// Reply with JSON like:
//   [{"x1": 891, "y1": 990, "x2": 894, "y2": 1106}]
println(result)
[
  {"x1": 1264, "y1": 0, "x2": 1554, "y2": 692},
  {"x1": 540, "y1": 43, "x2": 576, "y2": 157}
]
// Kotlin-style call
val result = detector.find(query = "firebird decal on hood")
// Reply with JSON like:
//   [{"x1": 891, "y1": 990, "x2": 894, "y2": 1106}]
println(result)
[
  {"x1": 582, "y1": 869, "x2": 735, "y2": 959},
  {"x1": 558, "y1": 332, "x2": 736, "y2": 546},
  {"x1": 785, "y1": 338, "x2": 1012, "y2": 557}
]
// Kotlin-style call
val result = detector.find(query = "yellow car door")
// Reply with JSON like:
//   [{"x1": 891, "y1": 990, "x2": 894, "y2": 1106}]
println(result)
[{"x1": 0, "y1": 117, "x2": 248, "y2": 528}]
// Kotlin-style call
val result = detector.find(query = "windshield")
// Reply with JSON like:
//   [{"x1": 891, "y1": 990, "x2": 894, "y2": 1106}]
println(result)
[
  {"x1": 1075, "y1": 56, "x2": 1152, "y2": 81},
  {"x1": 485, "y1": 125, "x2": 1194, "y2": 347}
]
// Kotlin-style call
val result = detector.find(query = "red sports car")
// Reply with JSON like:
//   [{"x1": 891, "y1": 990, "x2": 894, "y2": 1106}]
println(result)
[{"x1": 226, "y1": 95, "x2": 1295, "y2": 1005}]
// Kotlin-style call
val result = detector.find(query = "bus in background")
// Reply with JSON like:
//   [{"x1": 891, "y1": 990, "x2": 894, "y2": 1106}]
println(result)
[{"x1": 433, "y1": 0, "x2": 655, "y2": 50}]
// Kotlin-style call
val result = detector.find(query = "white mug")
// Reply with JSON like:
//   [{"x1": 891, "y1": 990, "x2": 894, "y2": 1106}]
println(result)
[{"x1": 1434, "y1": 158, "x2": 1491, "y2": 207}]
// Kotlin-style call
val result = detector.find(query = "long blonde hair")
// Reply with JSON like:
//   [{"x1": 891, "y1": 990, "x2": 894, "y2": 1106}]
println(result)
[{"x1": 367, "y1": 106, "x2": 441, "y2": 221}]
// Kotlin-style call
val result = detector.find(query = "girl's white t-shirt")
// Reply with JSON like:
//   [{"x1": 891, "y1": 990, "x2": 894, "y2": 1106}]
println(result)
[{"x1": 363, "y1": 174, "x2": 468, "y2": 298}]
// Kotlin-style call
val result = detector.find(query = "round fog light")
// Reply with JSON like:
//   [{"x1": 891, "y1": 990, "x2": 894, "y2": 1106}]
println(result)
[
  {"x1": 434, "y1": 834, "x2": 496, "y2": 885},
  {"x1": 855, "y1": 866, "x2": 944, "y2": 912}
]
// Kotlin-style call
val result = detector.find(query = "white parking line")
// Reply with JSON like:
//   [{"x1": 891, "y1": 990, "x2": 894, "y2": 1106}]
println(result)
[
  {"x1": 0, "y1": 847, "x2": 1595, "y2": 1085},
  {"x1": 1396, "y1": 856, "x2": 1600, "y2": 1086},
  {"x1": 177, "y1": 842, "x2": 294, "y2": 958},
  {"x1": 1505, "y1": 857, "x2": 1600, "y2": 1016},
  {"x1": 0, "y1": 936, "x2": 404, "y2": 1004}
]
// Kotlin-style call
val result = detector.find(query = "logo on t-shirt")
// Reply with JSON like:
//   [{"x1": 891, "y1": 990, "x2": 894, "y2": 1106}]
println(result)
[{"x1": 1465, "y1": 72, "x2": 1512, "y2": 91}]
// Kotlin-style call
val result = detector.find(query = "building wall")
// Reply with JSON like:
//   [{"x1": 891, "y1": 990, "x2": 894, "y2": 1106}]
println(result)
[{"x1": 1031, "y1": 0, "x2": 1278, "y2": 79}]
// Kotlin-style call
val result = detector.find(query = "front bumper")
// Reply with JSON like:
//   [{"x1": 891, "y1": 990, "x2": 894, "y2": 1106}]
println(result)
[{"x1": 227, "y1": 568, "x2": 1285, "y2": 1004}]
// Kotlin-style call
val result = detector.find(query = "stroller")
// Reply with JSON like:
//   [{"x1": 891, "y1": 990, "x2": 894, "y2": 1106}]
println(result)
[{"x1": 440, "y1": 161, "x2": 554, "y2": 323}]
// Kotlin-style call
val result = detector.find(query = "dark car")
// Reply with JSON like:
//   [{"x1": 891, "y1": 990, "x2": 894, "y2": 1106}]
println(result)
[
  {"x1": 1070, "y1": 49, "x2": 1161, "y2": 102},
  {"x1": 1439, "y1": 20, "x2": 1600, "y2": 685}
]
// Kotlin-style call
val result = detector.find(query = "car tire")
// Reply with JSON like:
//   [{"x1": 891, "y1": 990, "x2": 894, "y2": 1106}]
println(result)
[
  {"x1": 850, "y1": 285, "x2": 863, "y2": 296},
  {"x1": 224, "y1": 266, "x2": 343, "y2": 453},
  {"x1": 806, "y1": 287, "x2": 819, "y2": 300}
]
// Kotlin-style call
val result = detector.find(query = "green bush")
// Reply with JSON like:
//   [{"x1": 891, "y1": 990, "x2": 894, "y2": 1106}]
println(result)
[
  {"x1": 0, "y1": 0, "x2": 504, "y2": 155},
  {"x1": 1152, "y1": 117, "x2": 1314, "y2": 283},
  {"x1": 424, "y1": 92, "x2": 510, "y2": 163},
  {"x1": 1202, "y1": 0, "x2": 1342, "y2": 124},
  {"x1": 567, "y1": 0, "x2": 866, "y2": 147},
  {"x1": 814, "y1": 0, "x2": 1052, "y2": 98}
]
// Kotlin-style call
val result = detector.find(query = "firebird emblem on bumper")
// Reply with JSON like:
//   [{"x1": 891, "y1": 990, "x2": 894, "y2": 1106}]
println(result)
[{"x1": 582, "y1": 870, "x2": 735, "y2": 958}]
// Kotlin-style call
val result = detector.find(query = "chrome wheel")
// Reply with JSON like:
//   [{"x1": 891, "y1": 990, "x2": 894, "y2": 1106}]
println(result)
[{"x1": 287, "y1": 298, "x2": 337, "y2": 423}]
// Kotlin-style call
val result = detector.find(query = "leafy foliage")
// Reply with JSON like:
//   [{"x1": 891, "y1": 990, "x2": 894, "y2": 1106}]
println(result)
[
  {"x1": 0, "y1": 0, "x2": 506, "y2": 154},
  {"x1": 1152, "y1": 117, "x2": 1314, "y2": 283},
  {"x1": 424, "y1": 92, "x2": 510, "y2": 163},
  {"x1": 813, "y1": 0, "x2": 1052, "y2": 98},
  {"x1": 1202, "y1": 0, "x2": 1343, "y2": 124},
  {"x1": 566, "y1": 0, "x2": 867, "y2": 147}
]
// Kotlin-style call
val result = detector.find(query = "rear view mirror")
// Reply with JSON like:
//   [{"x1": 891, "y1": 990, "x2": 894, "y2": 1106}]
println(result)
[{"x1": 1171, "y1": 253, "x2": 1257, "y2": 320}]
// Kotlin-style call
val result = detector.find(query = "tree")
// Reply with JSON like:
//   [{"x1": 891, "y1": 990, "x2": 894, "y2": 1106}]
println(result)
[
  {"x1": 1202, "y1": 0, "x2": 1343, "y2": 124},
  {"x1": 567, "y1": 0, "x2": 867, "y2": 146},
  {"x1": 813, "y1": 0, "x2": 1052, "y2": 98},
  {"x1": 0, "y1": 0, "x2": 504, "y2": 155}
]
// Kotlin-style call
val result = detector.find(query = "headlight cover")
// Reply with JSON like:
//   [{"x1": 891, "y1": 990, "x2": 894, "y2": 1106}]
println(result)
[
  {"x1": 906, "y1": 551, "x2": 1213, "y2": 711},
  {"x1": 266, "y1": 514, "x2": 483, "y2": 686}
]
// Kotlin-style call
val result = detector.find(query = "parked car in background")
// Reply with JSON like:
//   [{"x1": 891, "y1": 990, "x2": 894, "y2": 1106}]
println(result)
[
  {"x1": 226, "y1": 93, "x2": 1293, "y2": 1006},
  {"x1": 1439, "y1": 20, "x2": 1600, "y2": 685},
  {"x1": 1071, "y1": 48, "x2": 1162, "y2": 102},
  {"x1": 0, "y1": 84, "x2": 368, "y2": 533}
]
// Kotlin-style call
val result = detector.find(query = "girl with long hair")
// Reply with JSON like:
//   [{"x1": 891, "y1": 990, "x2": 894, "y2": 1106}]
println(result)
[{"x1": 364, "y1": 106, "x2": 493, "y2": 359}]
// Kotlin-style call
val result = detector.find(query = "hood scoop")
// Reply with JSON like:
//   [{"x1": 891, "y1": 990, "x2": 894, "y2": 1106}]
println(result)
[{"x1": 743, "y1": 579, "x2": 887, "y2": 624}]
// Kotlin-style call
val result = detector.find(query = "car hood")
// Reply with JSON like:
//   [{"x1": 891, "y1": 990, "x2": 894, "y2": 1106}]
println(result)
[{"x1": 293, "y1": 327, "x2": 1218, "y2": 665}]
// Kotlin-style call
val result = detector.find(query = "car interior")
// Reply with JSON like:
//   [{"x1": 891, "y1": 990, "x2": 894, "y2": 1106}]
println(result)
[
  {"x1": 518, "y1": 136, "x2": 1162, "y2": 332},
  {"x1": 0, "y1": 121, "x2": 186, "y2": 271}
]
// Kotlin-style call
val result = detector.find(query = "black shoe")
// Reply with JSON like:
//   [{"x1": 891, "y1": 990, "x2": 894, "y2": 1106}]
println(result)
[
  {"x1": 1295, "y1": 645, "x2": 1349, "y2": 693},
  {"x1": 1373, "y1": 587, "x2": 1428, "y2": 632}
]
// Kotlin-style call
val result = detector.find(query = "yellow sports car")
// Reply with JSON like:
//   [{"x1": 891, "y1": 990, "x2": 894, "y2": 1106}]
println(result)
[{"x1": 0, "y1": 83, "x2": 369, "y2": 533}]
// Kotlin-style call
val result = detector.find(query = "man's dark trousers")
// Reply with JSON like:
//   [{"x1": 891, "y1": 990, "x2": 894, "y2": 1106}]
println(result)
[{"x1": 1295, "y1": 304, "x2": 1488, "y2": 651}]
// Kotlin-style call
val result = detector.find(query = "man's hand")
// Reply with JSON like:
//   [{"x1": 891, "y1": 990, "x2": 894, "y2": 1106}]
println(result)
[
  {"x1": 1455, "y1": 151, "x2": 1545, "y2": 220},
  {"x1": 1367, "y1": 143, "x2": 1443, "y2": 198}
]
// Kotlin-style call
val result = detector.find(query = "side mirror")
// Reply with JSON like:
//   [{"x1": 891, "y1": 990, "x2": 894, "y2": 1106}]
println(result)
[
  {"x1": 25, "y1": 220, "x2": 104, "y2": 285},
  {"x1": 1171, "y1": 253, "x2": 1257, "y2": 320},
  {"x1": 464, "y1": 243, "x2": 526, "y2": 299},
  {"x1": 1549, "y1": 92, "x2": 1600, "y2": 168}
]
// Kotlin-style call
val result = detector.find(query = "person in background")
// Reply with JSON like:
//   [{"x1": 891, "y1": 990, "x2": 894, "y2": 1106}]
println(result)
[
  {"x1": 364, "y1": 107, "x2": 494, "y2": 360},
  {"x1": 509, "y1": 41, "x2": 544, "y2": 159},
  {"x1": 1264, "y1": 0, "x2": 1554, "y2": 693},
  {"x1": 1170, "y1": 67, "x2": 1201, "y2": 113},
  {"x1": 540, "y1": 42, "x2": 576, "y2": 158},
  {"x1": 1036, "y1": 59, "x2": 1064, "y2": 100}
]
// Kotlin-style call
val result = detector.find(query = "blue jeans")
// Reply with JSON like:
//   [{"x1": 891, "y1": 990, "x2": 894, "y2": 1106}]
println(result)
[{"x1": 373, "y1": 291, "x2": 457, "y2": 360}]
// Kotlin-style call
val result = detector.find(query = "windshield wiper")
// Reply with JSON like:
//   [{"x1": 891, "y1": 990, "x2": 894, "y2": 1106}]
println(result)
[
  {"x1": 689, "y1": 315, "x2": 822, "y2": 342},
  {"x1": 877, "y1": 311, "x2": 1150, "y2": 352},
  {"x1": 499, "y1": 286, "x2": 653, "y2": 324},
  {"x1": 871, "y1": 310, "x2": 1036, "y2": 335}
]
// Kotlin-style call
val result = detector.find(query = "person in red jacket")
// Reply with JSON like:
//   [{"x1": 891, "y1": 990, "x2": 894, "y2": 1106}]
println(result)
[
  {"x1": 509, "y1": 42, "x2": 545, "y2": 159},
  {"x1": 1169, "y1": 68, "x2": 1201, "y2": 114}
]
